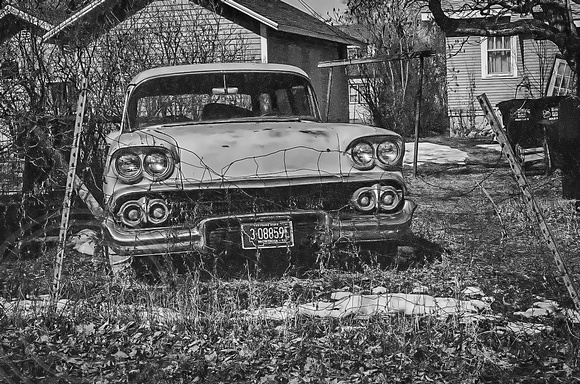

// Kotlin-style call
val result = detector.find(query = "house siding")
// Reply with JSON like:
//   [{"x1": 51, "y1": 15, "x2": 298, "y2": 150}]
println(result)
[
  {"x1": 268, "y1": 31, "x2": 349, "y2": 123},
  {"x1": 447, "y1": 35, "x2": 561, "y2": 137},
  {"x1": 110, "y1": 0, "x2": 261, "y2": 63},
  {"x1": 84, "y1": 0, "x2": 262, "y2": 118}
]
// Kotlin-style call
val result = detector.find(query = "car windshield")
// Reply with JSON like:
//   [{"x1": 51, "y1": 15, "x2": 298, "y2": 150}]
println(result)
[{"x1": 126, "y1": 71, "x2": 321, "y2": 130}]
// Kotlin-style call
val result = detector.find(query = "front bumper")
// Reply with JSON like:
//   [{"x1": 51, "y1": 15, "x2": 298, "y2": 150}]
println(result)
[{"x1": 102, "y1": 200, "x2": 417, "y2": 257}]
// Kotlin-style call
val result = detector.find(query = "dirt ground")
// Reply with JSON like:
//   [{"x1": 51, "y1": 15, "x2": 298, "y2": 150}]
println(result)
[
  {"x1": 404, "y1": 136, "x2": 580, "y2": 309},
  {"x1": 1, "y1": 135, "x2": 580, "y2": 382}
]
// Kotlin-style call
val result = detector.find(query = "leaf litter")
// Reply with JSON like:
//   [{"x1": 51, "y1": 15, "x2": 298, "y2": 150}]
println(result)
[{"x1": 1, "y1": 138, "x2": 580, "y2": 382}]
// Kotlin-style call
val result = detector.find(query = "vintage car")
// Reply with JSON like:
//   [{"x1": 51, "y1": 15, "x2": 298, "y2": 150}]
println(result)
[{"x1": 102, "y1": 63, "x2": 416, "y2": 274}]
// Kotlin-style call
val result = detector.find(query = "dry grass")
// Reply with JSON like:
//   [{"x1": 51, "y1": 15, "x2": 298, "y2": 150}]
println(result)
[{"x1": 1, "y1": 137, "x2": 580, "y2": 382}]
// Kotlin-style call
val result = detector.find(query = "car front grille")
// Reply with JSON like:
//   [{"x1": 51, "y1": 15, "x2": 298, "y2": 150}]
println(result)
[
  {"x1": 163, "y1": 183, "x2": 353, "y2": 226},
  {"x1": 113, "y1": 180, "x2": 403, "y2": 228}
]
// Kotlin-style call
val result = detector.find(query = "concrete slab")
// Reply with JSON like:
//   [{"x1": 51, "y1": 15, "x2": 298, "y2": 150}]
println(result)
[{"x1": 404, "y1": 142, "x2": 468, "y2": 166}]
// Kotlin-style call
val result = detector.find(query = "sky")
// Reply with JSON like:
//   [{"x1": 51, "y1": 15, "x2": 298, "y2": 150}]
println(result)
[{"x1": 282, "y1": 0, "x2": 347, "y2": 20}]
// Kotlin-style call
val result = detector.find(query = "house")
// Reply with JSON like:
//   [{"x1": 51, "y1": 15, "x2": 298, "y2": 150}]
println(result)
[
  {"x1": 335, "y1": 17, "x2": 447, "y2": 132},
  {"x1": 422, "y1": 1, "x2": 578, "y2": 137},
  {"x1": 0, "y1": 0, "x2": 363, "y2": 244},
  {"x1": 0, "y1": 0, "x2": 361, "y2": 196},
  {"x1": 338, "y1": 23, "x2": 373, "y2": 124},
  {"x1": 36, "y1": 0, "x2": 361, "y2": 123}
]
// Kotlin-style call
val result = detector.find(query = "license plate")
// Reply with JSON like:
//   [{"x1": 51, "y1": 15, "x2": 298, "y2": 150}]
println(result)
[{"x1": 241, "y1": 221, "x2": 294, "y2": 249}]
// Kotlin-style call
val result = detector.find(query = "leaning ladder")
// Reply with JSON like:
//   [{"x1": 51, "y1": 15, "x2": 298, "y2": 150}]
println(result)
[
  {"x1": 50, "y1": 78, "x2": 88, "y2": 309},
  {"x1": 478, "y1": 93, "x2": 580, "y2": 311}
]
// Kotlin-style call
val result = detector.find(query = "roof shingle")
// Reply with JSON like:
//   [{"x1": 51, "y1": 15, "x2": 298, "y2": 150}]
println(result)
[{"x1": 233, "y1": 0, "x2": 359, "y2": 44}]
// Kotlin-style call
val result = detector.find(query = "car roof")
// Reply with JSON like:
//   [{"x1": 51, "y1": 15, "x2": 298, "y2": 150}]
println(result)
[{"x1": 129, "y1": 63, "x2": 310, "y2": 86}]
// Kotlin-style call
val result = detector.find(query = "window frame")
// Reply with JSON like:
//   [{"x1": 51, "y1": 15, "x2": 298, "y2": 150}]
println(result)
[
  {"x1": 546, "y1": 57, "x2": 576, "y2": 96},
  {"x1": 349, "y1": 84, "x2": 361, "y2": 104},
  {"x1": 480, "y1": 36, "x2": 518, "y2": 79}
]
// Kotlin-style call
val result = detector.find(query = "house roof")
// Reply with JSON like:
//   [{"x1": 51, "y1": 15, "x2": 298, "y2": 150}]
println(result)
[
  {"x1": 41, "y1": 0, "x2": 361, "y2": 45},
  {"x1": 226, "y1": 0, "x2": 359, "y2": 45},
  {"x1": 0, "y1": 4, "x2": 55, "y2": 43},
  {"x1": 337, "y1": 23, "x2": 374, "y2": 44},
  {"x1": 41, "y1": 0, "x2": 152, "y2": 43}
]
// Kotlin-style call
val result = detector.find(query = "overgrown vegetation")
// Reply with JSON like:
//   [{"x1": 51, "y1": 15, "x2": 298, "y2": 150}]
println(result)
[
  {"x1": 341, "y1": 0, "x2": 448, "y2": 135},
  {"x1": 1, "y1": 139, "x2": 579, "y2": 382}
]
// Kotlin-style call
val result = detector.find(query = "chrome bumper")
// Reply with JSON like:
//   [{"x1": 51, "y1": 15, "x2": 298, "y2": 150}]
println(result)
[{"x1": 102, "y1": 200, "x2": 416, "y2": 257}]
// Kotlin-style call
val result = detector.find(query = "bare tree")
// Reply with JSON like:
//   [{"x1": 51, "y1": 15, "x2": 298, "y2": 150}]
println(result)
[
  {"x1": 425, "y1": 0, "x2": 580, "y2": 94},
  {"x1": 344, "y1": 0, "x2": 447, "y2": 135},
  {"x1": 0, "y1": 0, "x2": 253, "y2": 244}
]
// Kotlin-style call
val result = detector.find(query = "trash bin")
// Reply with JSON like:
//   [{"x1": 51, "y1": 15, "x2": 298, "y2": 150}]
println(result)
[
  {"x1": 497, "y1": 97, "x2": 565, "y2": 154},
  {"x1": 553, "y1": 97, "x2": 580, "y2": 199},
  {"x1": 498, "y1": 96, "x2": 580, "y2": 199}
]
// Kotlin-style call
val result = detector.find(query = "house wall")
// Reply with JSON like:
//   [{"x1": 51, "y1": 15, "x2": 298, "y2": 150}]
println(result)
[
  {"x1": 447, "y1": 35, "x2": 560, "y2": 137},
  {"x1": 1, "y1": 0, "x2": 353, "y2": 123},
  {"x1": 267, "y1": 31, "x2": 349, "y2": 123},
  {"x1": 83, "y1": 0, "x2": 263, "y2": 118},
  {"x1": 348, "y1": 78, "x2": 372, "y2": 124},
  {"x1": 102, "y1": 0, "x2": 261, "y2": 64}
]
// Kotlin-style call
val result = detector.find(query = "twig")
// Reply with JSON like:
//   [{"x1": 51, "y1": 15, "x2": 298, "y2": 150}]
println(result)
[{"x1": 479, "y1": 184, "x2": 507, "y2": 242}]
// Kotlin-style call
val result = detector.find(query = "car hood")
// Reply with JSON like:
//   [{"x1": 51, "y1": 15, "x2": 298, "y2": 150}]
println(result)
[{"x1": 109, "y1": 121, "x2": 397, "y2": 184}]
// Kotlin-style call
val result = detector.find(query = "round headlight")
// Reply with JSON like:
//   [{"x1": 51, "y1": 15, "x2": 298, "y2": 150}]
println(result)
[
  {"x1": 147, "y1": 199, "x2": 170, "y2": 225},
  {"x1": 378, "y1": 186, "x2": 401, "y2": 212},
  {"x1": 115, "y1": 153, "x2": 142, "y2": 183},
  {"x1": 377, "y1": 141, "x2": 400, "y2": 165},
  {"x1": 351, "y1": 187, "x2": 376, "y2": 212},
  {"x1": 119, "y1": 201, "x2": 144, "y2": 227},
  {"x1": 351, "y1": 142, "x2": 374, "y2": 168},
  {"x1": 144, "y1": 152, "x2": 173, "y2": 180}
]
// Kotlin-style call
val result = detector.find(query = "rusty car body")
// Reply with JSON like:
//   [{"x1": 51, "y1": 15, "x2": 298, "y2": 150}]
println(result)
[{"x1": 102, "y1": 63, "x2": 416, "y2": 273}]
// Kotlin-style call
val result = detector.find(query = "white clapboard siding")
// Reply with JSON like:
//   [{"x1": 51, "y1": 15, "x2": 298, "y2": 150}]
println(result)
[
  {"x1": 447, "y1": 35, "x2": 561, "y2": 112},
  {"x1": 106, "y1": 0, "x2": 261, "y2": 63}
]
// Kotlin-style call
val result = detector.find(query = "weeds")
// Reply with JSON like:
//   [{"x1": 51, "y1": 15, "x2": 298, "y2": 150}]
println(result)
[{"x1": 1, "y1": 143, "x2": 580, "y2": 382}]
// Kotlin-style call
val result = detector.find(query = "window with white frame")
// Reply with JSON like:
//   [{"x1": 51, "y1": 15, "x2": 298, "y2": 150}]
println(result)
[
  {"x1": 481, "y1": 36, "x2": 517, "y2": 78},
  {"x1": 546, "y1": 58, "x2": 576, "y2": 96},
  {"x1": 349, "y1": 84, "x2": 361, "y2": 104}
]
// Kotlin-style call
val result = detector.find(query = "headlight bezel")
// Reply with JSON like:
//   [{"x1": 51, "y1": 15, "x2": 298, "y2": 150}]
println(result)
[
  {"x1": 376, "y1": 141, "x2": 401, "y2": 166},
  {"x1": 115, "y1": 152, "x2": 143, "y2": 184},
  {"x1": 351, "y1": 141, "x2": 375, "y2": 169},
  {"x1": 144, "y1": 152, "x2": 174, "y2": 181},
  {"x1": 112, "y1": 147, "x2": 175, "y2": 184},
  {"x1": 346, "y1": 136, "x2": 404, "y2": 170}
]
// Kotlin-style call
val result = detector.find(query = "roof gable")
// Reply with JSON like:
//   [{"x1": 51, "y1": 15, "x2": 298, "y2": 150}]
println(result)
[
  {"x1": 41, "y1": 0, "x2": 361, "y2": 45},
  {"x1": 0, "y1": 4, "x2": 55, "y2": 43},
  {"x1": 228, "y1": 0, "x2": 359, "y2": 44}
]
